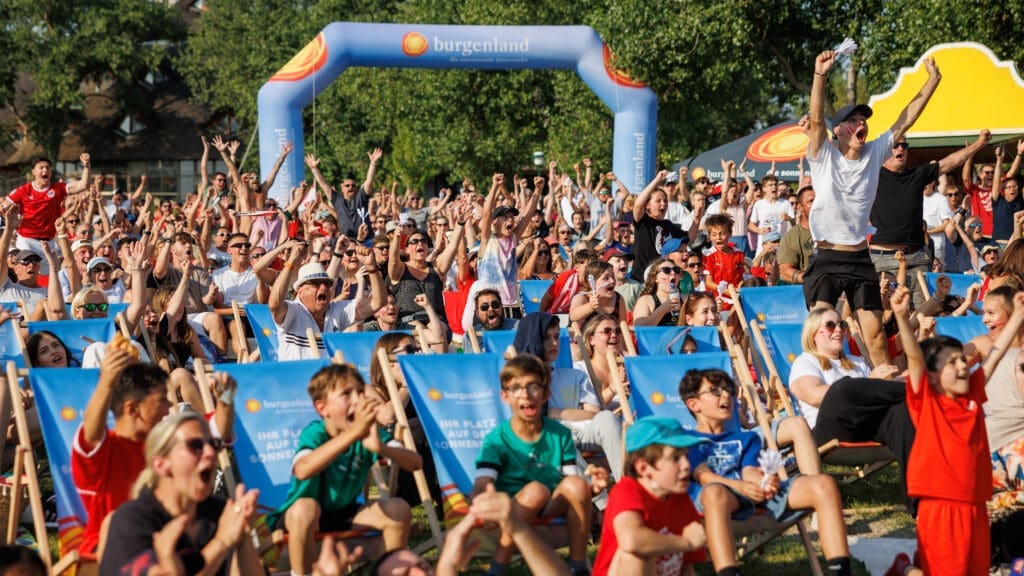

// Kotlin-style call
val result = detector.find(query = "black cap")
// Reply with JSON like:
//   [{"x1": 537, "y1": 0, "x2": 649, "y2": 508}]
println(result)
[
  {"x1": 831, "y1": 104, "x2": 873, "y2": 128},
  {"x1": 492, "y1": 205, "x2": 520, "y2": 219}
]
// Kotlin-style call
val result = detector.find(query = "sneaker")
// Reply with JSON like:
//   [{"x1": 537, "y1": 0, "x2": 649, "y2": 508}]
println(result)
[{"x1": 884, "y1": 553, "x2": 911, "y2": 576}]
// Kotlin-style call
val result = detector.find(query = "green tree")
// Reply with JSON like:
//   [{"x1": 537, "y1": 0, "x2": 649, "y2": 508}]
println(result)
[{"x1": 2, "y1": 0, "x2": 186, "y2": 159}]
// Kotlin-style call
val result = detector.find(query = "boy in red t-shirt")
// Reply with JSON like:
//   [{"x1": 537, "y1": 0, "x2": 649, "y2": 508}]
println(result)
[
  {"x1": 593, "y1": 416, "x2": 707, "y2": 576},
  {"x1": 888, "y1": 287, "x2": 1022, "y2": 575},
  {"x1": 702, "y1": 213, "x2": 744, "y2": 289}
]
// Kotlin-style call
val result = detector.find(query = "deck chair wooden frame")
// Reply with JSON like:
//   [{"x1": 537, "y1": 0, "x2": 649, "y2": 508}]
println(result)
[
  {"x1": 231, "y1": 302, "x2": 251, "y2": 364},
  {"x1": 749, "y1": 321, "x2": 895, "y2": 486},
  {"x1": 5, "y1": 362, "x2": 51, "y2": 571}
]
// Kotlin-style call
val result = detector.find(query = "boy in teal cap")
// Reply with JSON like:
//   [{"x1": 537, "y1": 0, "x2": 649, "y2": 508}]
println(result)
[{"x1": 592, "y1": 416, "x2": 709, "y2": 576}]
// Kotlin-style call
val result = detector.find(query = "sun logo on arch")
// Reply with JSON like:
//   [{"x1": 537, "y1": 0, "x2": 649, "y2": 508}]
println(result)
[{"x1": 402, "y1": 32, "x2": 428, "y2": 57}]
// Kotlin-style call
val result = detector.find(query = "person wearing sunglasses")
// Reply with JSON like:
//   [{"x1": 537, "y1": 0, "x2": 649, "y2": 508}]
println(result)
[
  {"x1": 464, "y1": 287, "x2": 517, "y2": 334},
  {"x1": 788, "y1": 308, "x2": 914, "y2": 508},
  {"x1": 870, "y1": 131, "x2": 993, "y2": 309},
  {"x1": 209, "y1": 232, "x2": 279, "y2": 357},
  {"x1": 961, "y1": 137, "x2": 1003, "y2": 238},
  {"x1": 633, "y1": 258, "x2": 684, "y2": 326},
  {"x1": 476, "y1": 174, "x2": 541, "y2": 319},
  {"x1": 101, "y1": 412, "x2": 262, "y2": 576},
  {"x1": 578, "y1": 313, "x2": 628, "y2": 412},
  {"x1": 0, "y1": 206, "x2": 49, "y2": 317},
  {"x1": 945, "y1": 213, "x2": 986, "y2": 274},
  {"x1": 388, "y1": 219, "x2": 462, "y2": 332}
]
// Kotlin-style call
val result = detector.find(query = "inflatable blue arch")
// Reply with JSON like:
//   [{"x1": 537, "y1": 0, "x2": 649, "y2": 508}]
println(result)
[{"x1": 258, "y1": 23, "x2": 657, "y2": 201}]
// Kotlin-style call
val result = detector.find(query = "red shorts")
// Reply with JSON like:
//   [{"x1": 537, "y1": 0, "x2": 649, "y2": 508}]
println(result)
[{"x1": 916, "y1": 498, "x2": 989, "y2": 575}]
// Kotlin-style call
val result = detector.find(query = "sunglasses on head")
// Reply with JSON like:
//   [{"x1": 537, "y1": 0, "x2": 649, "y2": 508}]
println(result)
[
  {"x1": 478, "y1": 301, "x2": 502, "y2": 312},
  {"x1": 182, "y1": 436, "x2": 224, "y2": 455},
  {"x1": 78, "y1": 303, "x2": 109, "y2": 312},
  {"x1": 229, "y1": 242, "x2": 251, "y2": 250},
  {"x1": 822, "y1": 319, "x2": 849, "y2": 333}
]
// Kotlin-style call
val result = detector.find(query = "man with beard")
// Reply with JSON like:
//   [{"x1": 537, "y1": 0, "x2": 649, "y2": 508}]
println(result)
[
  {"x1": 269, "y1": 243, "x2": 386, "y2": 360},
  {"x1": 803, "y1": 49, "x2": 940, "y2": 368},
  {"x1": 870, "y1": 130, "x2": 991, "y2": 307}
]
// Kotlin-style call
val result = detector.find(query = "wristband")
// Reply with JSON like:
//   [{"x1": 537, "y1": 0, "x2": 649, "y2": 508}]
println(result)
[{"x1": 814, "y1": 71, "x2": 827, "y2": 77}]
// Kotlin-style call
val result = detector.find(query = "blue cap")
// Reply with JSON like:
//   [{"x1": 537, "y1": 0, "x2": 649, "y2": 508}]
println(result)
[
  {"x1": 626, "y1": 416, "x2": 709, "y2": 453},
  {"x1": 763, "y1": 231, "x2": 781, "y2": 243},
  {"x1": 659, "y1": 237, "x2": 684, "y2": 257}
]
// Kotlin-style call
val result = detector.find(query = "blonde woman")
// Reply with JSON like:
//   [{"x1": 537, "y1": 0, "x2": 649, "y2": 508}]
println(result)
[{"x1": 100, "y1": 412, "x2": 261, "y2": 575}]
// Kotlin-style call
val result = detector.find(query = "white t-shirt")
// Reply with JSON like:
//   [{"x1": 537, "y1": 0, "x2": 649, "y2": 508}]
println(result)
[
  {"x1": 549, "y1": 367, "x2": 599, "y2": 434},
  {"x1": 207, "y1": 248, "x2": 231, "y2": 271},
  {"x1": 275, "y1": 299, "x2": 357, "y2": 361},
  {"x1": 0, "y1": 279, "x2": 46, "y2": 310},
  {"x1": 788, "y1": 352, "x2": 870, "y2": 429},
  {"x1": 704, "y1": 199, "x2": 748, "y2": 236},
  {"x1": 749, "y1": 198, "x2": 795, "y2": 253},
  {"x1": 212, "y1": 267, "x2": 258, "y2": 306},
  {"x1": 666, "y1": 202, "x2": 688, "y2": 229},
  {"x1": 807, "y1": 130, "x2": 894, "y2": 245},
  {"x1": 922, "y1": 192, "x2": 953, "y2": 260}
]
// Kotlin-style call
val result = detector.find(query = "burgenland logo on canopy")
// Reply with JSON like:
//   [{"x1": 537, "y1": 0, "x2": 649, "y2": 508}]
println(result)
[{"x1": 402, "y1": 30, "x2": 531, "y2": 58}]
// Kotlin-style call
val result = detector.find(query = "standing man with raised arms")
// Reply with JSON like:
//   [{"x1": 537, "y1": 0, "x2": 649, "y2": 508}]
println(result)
[{"x1": 803, "y1": 49, "x2": 940, "y2": 367}]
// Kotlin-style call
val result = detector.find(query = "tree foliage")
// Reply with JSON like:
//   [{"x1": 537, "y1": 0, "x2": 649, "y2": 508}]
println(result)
[{"x1": 2, "y1": 0, "x2": 186, "y2": 159}]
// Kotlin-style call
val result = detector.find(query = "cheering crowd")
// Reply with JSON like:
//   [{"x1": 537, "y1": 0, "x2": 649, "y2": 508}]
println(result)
[{"x1": 1, "y1": 48, "x2": 1023, "y2": 576}]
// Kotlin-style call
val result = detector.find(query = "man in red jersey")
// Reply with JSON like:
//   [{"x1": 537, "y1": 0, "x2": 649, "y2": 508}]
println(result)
[{"x1": 3, "y1": 154, "x2": 92, "y2": 274}]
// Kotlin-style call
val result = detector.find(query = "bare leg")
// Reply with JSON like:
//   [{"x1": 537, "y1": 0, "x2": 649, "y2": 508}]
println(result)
[
  {"x1": 775, "y1": 416, "x2": 821, "y2": 475},
  {"x1": 352, "y1": 499, "x2": 412, "y2": 551},
  {"x1": 857, "y1": 308, "x2": 888, "y2": 368},
  {"x1": 493, "y1": 482, "x2": 549, "y2": 564},
  {"x1": 203, "y1": 313, "x2": 229, "y2": 357},
  {"x1": 541, "y1": 476, "x2": 592, "y2": 563},
  {"x1": 698, "y1": 484, "x2": 741, "y2": 571},
  {"x1": 786, "y1": 475, "x2": 848, "y2": 559},
  {"x1": 283, "y1": 497, "x2": 320, "y2": 575}
]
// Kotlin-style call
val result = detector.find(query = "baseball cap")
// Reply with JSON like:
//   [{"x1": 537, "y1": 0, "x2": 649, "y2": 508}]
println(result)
[
  {"x1": 86, "y1": 256, "x2": 112, "y2": 272},
  {"x1": 71, "y1": 239, "x2": 92, "y2": 253},
  {"x1": 492, "y1": 205, "x2": 520, "y2": 220},
  {"x1": 602, "y1": 248, "x2": 635, "y2": 262},
  {"x1": 626, "y1": 416, "x2": 710, "y2": 453},
  {"x1": 831, "y1": 104, "x2": 873, "y2": 128},
  {"x1": 981, "y1": 244, "x2": 1000, "y2": 256},
  {"x1": 763, "y1": 231, "x2": 782, "y2": 243},
  {"x1": 659, "y1": 237, "x2": 684, "y2": 257},
  {"x1": 292, "y1": 262, "x2": 331, "y2": 291},
  {"x1": 15, "y1": 250, "x2": 40, "y2": 262},
  {"x1": 664, "y1": 172, "x2": 679, "y2": 184}
]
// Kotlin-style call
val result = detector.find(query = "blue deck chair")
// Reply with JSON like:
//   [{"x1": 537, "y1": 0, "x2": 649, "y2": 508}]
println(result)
[
  {"x1": 479, "y1": 330, "x2": 574, "y2": 369},
  {"x1": 30, "y1": 367, "x2": 106, "y2": 568},
  {"x1": 244, "y1": 303, "x2": 279, "y2": 362},
  {"x1": 737, "y1": 285, "x2": 808, "y2": 326},
  {"x1": 622, "y1": 353, "x2": 818, "y2": 565},
  {"x1": 519, "y1": 279, "x2": 553, "y2": 315},
  {"x1": 633, "y1": 325, "x2": 722, "y2": 355},
  {"x1": 27, "y1": 318, "x2": 115, "y2": 367},
  {"x1": 757, "y1": 322, "x2": 806, "y2": 389},
  {"x1": 0, "y1": 303, "x2": 25, "y2": 369},
  {"x1": 321, "y1": 330, "x2": 411, "y2": 382},
  {"x1": 923, "y1": 272, "x2": 980, "y2": 300},
  {"x1": 933, "y1": 315, "x2": 987, "y2": 344}
]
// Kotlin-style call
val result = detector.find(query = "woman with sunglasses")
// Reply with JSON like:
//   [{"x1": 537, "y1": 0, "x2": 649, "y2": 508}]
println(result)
[
  {"x1": 101, "y1": 412, "x2": 261, "y2": 576},
  {"x1": 789, "y1": 308, "x2": 915, "y2": 504},
  {"x1": 387, "y1": 212, "x2": 463, "y2": 330},
  {"x1": 577, "y1": 313, "x2": 628, "y2": 412},
  {"x1": 517, "y1": 237, "x2": 558, "y2": 280},
  {"x1": 633, "y1": 258, "x2": 683, "y2": 326}
]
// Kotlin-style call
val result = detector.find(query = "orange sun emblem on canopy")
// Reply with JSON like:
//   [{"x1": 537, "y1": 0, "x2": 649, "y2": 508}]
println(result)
[
  {"x1": 747, "y1": 124, "x2": 809, "y2": 162},
  {"x1": 402, "y1": 32, "x2": 428, "y2": 57},
  {"x1": 270, "y1": 34, "x2": 328, "y2": 82},
  {"x1": 603, "y1": 45, "x2": 646, "y2": 88}
]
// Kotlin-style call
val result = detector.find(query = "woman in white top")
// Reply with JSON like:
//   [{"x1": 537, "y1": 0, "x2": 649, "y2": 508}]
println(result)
[{"x1": 788, "y1": 307, "x2": 915, "y2": 503}]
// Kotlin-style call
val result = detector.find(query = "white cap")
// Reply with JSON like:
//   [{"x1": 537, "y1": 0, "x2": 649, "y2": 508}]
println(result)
[
  {"x1": 71, "y1": 239, "x2": 93, "y2": 253},
  {"x1": 292, "y1": 262, "x2": 331, "y2": 291}
]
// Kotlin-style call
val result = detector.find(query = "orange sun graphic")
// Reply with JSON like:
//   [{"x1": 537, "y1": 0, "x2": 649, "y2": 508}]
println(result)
[
  {"x1": 602, "y1": 44, "x2": 646, "y2": 88},
  {"x1": 60, "y1": 406, "x2": 77, "y2": 421},
  {"x1": 428, "y1": 388, "x2": 443, "y2": 401},
  {"x1": 747, "y1": 124, "x2": 809, "y2": 162},
  {"x1": 650, "y1": 392, "x2": 665, "y2": 405},
  {"x1": 270, "y1": 34, "x2": 329, "y2": 82},
  {"x1": 245, "y1": 399, "x2": 262, "y2": 413},
  {"x1": 402, "y1": 32, "x2": 428, "y2": 57}
]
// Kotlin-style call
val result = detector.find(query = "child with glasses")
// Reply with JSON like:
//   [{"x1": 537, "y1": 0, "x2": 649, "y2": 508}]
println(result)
[
  {"x1": 473, "y1": 354, "x2": 593, "y2": 576},
  {"x1": 268, "y1": 364, "x2": 421, "y2": 576},
  {"x1": 681, "y1": 368, "x2": 852, "y2": 576}
]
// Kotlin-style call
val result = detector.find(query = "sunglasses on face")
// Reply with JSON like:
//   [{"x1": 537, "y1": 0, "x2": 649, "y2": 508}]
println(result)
[
  {"x1": 90, "y1": 266, "x2": 112, "y2": 273},
  {"x1": 407, "y1": 238, "x2": 426, "y2": 246},
  {"x1": 390, "y1": 344, "x2": 420, "y2": 355},
  {"x1": 18, "y1": 259, "x2": 40, "y2": 266},
  {"x1": 478, "y1": 301, "x2": 502, "y2": 312},
  {"x1": 343, "y1": 249, "x2": 357, "y2": 257},
  {"x1": 229, "y1": 243, "x2": 251, "y2": 250},
  {"x1": 67, "y1": 219, "x2": 80, "y2": 225},
  {"x1": 182, "y1": 436, "x2": 224, "y2": 455},
  {"x1": 597, "y1": 327, "x2": 620, "y2": 336},
  {"x1": 982, "y1": 171, "x2": 995, "y2": 176},
  {"x1": 944, "y1": 193, "x2": 960, "y2": 197},
  {"x1": 77, "y1": 303, "x2": 109, "y2": 312},
  {"x1": 686, "y1": 261, "x2": 701, "y2": 269},
  {"x1": 250, "y1": 253, "x2": 266, "y2": 259},
  {"x1": 821, "y1": 319, "x2": 849, "y2": 333},
  {"x1": 659, "y1": 266, "x2": 682, "y2": 275},
  {"x1": 968, "y1": 223, "x2": 983, "y2": 230},
  {"x1": 893, "y1": 142, "x2": 909, "y2": 149}
]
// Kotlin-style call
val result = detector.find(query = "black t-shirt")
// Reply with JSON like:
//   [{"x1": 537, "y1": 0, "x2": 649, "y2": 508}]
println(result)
[
  {"x1": 100, "y1": 488, "x2": 227, "y2": 576},
  {"x1": 332, "y1": 188, "x2": 369, "y2": 239},
  {"x1": 631, "y1": 214, "x2": 687, "y2": 281},
  {"x1": 870, "y1": 162, "x2": 940, "y2": 249}
]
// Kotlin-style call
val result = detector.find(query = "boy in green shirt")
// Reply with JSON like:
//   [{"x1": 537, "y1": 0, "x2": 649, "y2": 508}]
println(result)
[
  {"x1": 473, "y1": 354, "x2": 593, "y2": 576},
  {"x1": 268, "y1": 364, "x2": 422, "y2": 575}
]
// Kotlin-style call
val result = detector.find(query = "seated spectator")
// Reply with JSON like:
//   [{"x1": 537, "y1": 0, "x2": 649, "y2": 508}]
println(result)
[
  {"x1": 633, "y1": 258, "x2": 682, "y2": 326},
  {"x1": 462, "y1": 286, "x2": 518, "y2": 336},
  {"x1": 980, "y1": 290, "x2": 1024, "y2": 494},
  {"x1": 540, "y1": 248, "x2": 598, "y2": 315},
  {"x1": 680, "y1": 291, "x2": 720, "y2": 327},
  {"x1": 26, "y1": 331, "x2": 81, "y2": 368},
  {"x1": 576, "y1": 314, "x2": 627, "y2": 412},
  {"x1": 568, "y1": 260, "x2": 627, "y2": 325},
  {"x1": 518, "y1": 237, "x2": 557, "y2": 281},
  {"x1": 266, "y1": 364, "x2": 421, "y2": 575},
  {"x1": 973, "y1": 285, "x2": 1021, "y2": 358},
  {"x1": 472, "y1": 354, "x2": 592, "y2": 576},
  {"x1": 0, "y1": 206, "x2": 46, "y2": 315},
  {"x1": 604, "y1": 249, "x2": 641, "y2": 310},
  {"x1": 682, "y1": 368, "x2": 852, "y2": 576},
  {"x1": 100, "y1": 412, "x2": 261, "y2": 575}
]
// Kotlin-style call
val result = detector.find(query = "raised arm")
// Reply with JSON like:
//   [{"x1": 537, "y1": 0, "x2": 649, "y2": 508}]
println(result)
[
  {"x1": 122, "y1": 240, "x2": 149, "y2": 333},
  {"x1": 512, "y1": 188, "x2": 541, "y2": 239},
  {"x1": 211, "y1": 135, "x2": 241, "y2": 187},
  {"x1": 477, "y1": 173, "x2": 504, "y2": 247},
  {"x1": 633, "y1": 170, "x2": 668, "y2": 222},
  {"x1": 984, "y1": 292, "x2": 1024, "y2": 378},
  {"x1": 939, "y1": 130, "x2": 990, "y2": 175},
  {"x1": 363, "y1": 148, "x2": 382, "y2": 196},
  {"x1": 199, "y1": 136, "x2": 210, "y2": 194},
  {"x1": 807, "y1": 51, "x2": 834, "y2": 159},
  {"x1": 268, "y1": 243, "x2": 304, "y2": 325},
  {"x1": 304, "y1": 154, "x2": 335, "y2": 202},
  {"x1": 81, "y1": 350, "x2": 135, "y2": 447},
  {"x1": 890, "y1": 58, "x2": 941, "y2": 142},
  {"x1": 41, "y1": 243, "x2": 67, "y2": 320},
  {"x1": 891, "y1": 287, "x2": 924, "y2": 394},
  {"x1": 66, "y1": 153, "x2": 92, "y2": 195},
  {"x1": 993, "y1": 142, "x2": 1006, "y2": 201},
  {"x1": 0, "y1": 205, "x2": 18, "y2": 282},
  {"x1": 1009, "y1": 140, "x2": 1024, "y2": 180},
  {"x1": 435, "y1": 204, "x2": 468, "y2": 275},
  {"x1": 260, "y1": 142, "x2": 294, "y2": 195}
]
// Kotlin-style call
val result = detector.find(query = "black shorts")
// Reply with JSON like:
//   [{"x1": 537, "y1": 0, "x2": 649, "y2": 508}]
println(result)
[
  {"x1": 318, "y1": 501, "x2": 360, "y2": 532},
  {"x1": 802, "y1": 249, "x2": 883, "y2": 311}
]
